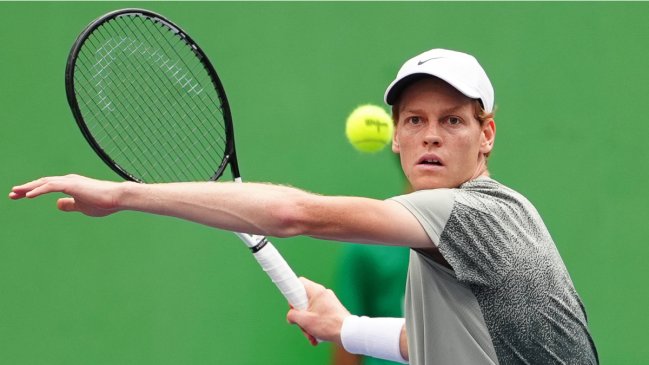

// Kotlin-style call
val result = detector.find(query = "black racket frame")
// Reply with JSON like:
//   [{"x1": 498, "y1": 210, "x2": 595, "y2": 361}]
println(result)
[{"x1": 64, "y1": 8, "x2": 240, "y2": 183}]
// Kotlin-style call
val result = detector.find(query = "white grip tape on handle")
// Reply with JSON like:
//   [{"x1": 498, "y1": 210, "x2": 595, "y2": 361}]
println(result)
[{"x1": 253, "y1": 242, "x2": 308, "y2": 310}]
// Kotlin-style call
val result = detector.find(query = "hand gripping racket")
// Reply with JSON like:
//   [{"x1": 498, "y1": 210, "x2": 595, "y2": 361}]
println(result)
[{"x1": 64, "y1": 8, "x2": 308, "y2": 310}]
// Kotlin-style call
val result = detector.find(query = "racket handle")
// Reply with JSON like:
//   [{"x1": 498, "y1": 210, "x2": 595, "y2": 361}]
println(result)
[{"x1": 252, "y1": 241, "x2": 309, "y2": 311}]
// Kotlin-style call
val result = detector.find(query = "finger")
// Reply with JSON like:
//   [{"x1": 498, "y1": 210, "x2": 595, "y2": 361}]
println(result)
[
  {"x1": 306, "y1": 332, "x2": 318, "y2": 346},
  {"x1": 287, "y1": 307, "x2": 315, "y2": 328},
  {"x1": 287, "y1": 306, "x2": 322, "y2": 345},
  {"x1": 10, "y1": 178, "x2": 48, "y2": 198},
  {"x1": 286, "y1": 308, "x2": 302, "y2": 325},
  {"x1": 289, "y1": 312, "x2": 319, "y2": 345},
  {"x1": 12, "y1": 177, "x2": 55, "y2": 191},
  {"x1": 10, "y1": 178, "x2": 62, "y2": 199},
  {"x1": 300, "y1": 327, "x2": 318, "y2": 346},
  {"x1": 299, "y1": 276, "x2": 319, "y2": 287},
  {"x1": 8, "y1": 191, "x2": 23, "y2": 199},
  {"x1": 298, "y1": 277, "x2": 326, "y2": 299},
  {"x1": 24, "y1": 181, "x2": 64, "y2": 199}
]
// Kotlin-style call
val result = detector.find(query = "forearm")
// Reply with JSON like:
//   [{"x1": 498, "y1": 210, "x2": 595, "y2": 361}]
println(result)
[
  {"x1": 400, "y1": 324, "x2": 409, "y2": 362},
  {"x1": 118, "y1": 181, "x2": 309, "y2": 236},
  {"x1": 332, "y1": 344, "x2": 362, "y2": 365}
]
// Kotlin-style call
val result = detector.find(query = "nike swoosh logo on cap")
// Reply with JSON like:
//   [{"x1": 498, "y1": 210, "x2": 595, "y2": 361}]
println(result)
[{"x1": 417, "y1": 56, "x2": 443, "y2": 66}]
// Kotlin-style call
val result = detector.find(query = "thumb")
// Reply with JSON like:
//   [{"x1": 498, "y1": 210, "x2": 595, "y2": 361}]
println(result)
[{"x1": 57, "y1": 197, "x2": 77, "y2": 212}]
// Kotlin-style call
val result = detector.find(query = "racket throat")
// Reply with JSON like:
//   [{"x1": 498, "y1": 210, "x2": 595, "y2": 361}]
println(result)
[
  {"x1": 234, "y1": 232, "x2": 269, "y2": 252},
  {"x1": 250, "y1": 237, "x2": 269, "y2": 253}
]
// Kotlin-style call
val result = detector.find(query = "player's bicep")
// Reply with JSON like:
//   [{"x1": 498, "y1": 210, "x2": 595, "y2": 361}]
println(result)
[
  {"x1": 368, "y1": 199, "x2": 434, "y2": 248},
  {"x1": 305, "y1": 196, "x2": 434, "y2": 249}
]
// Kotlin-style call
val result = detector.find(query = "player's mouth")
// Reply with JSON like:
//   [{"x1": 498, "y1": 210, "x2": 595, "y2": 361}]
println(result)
[{"x1": 417, "y1": 154, "x2": 444, "y2": 167}]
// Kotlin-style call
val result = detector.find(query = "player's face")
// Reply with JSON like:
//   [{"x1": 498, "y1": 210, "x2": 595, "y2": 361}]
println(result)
[{"x1": 392, "y1": 78, "x2": 495, "y2": 190}]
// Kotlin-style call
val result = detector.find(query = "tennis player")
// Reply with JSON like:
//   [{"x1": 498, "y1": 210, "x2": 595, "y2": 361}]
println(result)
[{"x1": 10, "y1": 48, "x2": 598, "y2": 364}]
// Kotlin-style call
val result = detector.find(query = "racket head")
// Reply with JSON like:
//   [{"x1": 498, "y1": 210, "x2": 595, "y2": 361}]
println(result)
[{"x1": 65, "y1": 8, "x2": 240, "y2": 183}]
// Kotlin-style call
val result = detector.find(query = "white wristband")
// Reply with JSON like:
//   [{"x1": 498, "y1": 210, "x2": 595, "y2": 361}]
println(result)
[{"x1": 340, "y1": 315, "x2": 407, "y2": 364}]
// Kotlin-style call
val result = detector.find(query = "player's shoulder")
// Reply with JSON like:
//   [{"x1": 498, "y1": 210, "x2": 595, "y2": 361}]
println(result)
[
  {"x1": 457, "y1": 177, "x2": 541, "y2": 220},
  {"x1": 390, "y1": 186, "x2": 457, "y2": 213},
  {"x1": 459, "y1": 176, "x2": 527, "y2": 202}
]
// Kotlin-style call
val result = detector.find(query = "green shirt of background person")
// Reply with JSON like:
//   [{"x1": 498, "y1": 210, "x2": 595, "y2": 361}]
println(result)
[{"x1": 333, "y1": 244, "x2": 409, "y2": 365}]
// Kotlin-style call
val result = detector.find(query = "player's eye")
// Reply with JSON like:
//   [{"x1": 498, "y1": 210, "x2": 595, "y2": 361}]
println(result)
[
  {"x1": 447, "y1": 116, "x2": 462, "y2": 125},
  {"x1": 407, "y1": 116, "x2": 422, "y2": 125}
]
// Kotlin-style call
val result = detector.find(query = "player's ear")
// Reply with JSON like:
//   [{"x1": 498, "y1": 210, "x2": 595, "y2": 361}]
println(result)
[
  {"x1": 480, "y1": 118, "x2": 496, "y2": 155},
  {"x1": 392, "y1": 127, "x2": 400, "y2": 153}
]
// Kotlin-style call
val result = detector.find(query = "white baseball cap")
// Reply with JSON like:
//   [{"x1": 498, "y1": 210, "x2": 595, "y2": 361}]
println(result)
[{"x1": 384, "y1": 48, "x2": 494, "y2": 113}]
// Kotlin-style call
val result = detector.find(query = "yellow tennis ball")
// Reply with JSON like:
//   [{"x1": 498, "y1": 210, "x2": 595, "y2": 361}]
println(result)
[{"x1": 345, "y1": 104, "x2": 394, "y2": 153}]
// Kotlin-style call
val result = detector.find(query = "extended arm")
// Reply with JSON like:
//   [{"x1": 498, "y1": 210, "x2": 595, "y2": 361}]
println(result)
[
  {"x1": 11, "y1": 174, "x2": 421, "y2": 360},
  {"x1": 10, "y1": 174, "x2": 433, "y2": 248}
]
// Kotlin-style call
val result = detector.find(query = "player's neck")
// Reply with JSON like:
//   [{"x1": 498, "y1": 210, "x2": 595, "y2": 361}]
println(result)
[{"x1": 471, "y1": 158, "x2": 490, "y2": 180}]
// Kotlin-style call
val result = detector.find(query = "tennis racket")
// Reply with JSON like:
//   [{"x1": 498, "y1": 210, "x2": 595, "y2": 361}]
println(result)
[{"x1": 64, "y1": 8, "x2": 308, "y2": 311}]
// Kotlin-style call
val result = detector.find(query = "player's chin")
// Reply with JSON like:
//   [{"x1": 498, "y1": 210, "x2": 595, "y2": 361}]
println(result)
[
  {"x1": 411, "y1": 177, "x2": 448, "y2": 191},
  {"x1": 410, "y1": 174, "x2": 462, "y2": 191}
]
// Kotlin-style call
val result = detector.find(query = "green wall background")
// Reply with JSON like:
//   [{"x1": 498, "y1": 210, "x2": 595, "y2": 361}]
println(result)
[{"x1": 2, "y1": 2, "x2": 648, "y2": 364}]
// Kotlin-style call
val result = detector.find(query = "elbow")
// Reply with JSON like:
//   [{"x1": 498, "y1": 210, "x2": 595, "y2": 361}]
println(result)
[{"x1": 265, "y1": 192, "x2": 312, "y2": 238}]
